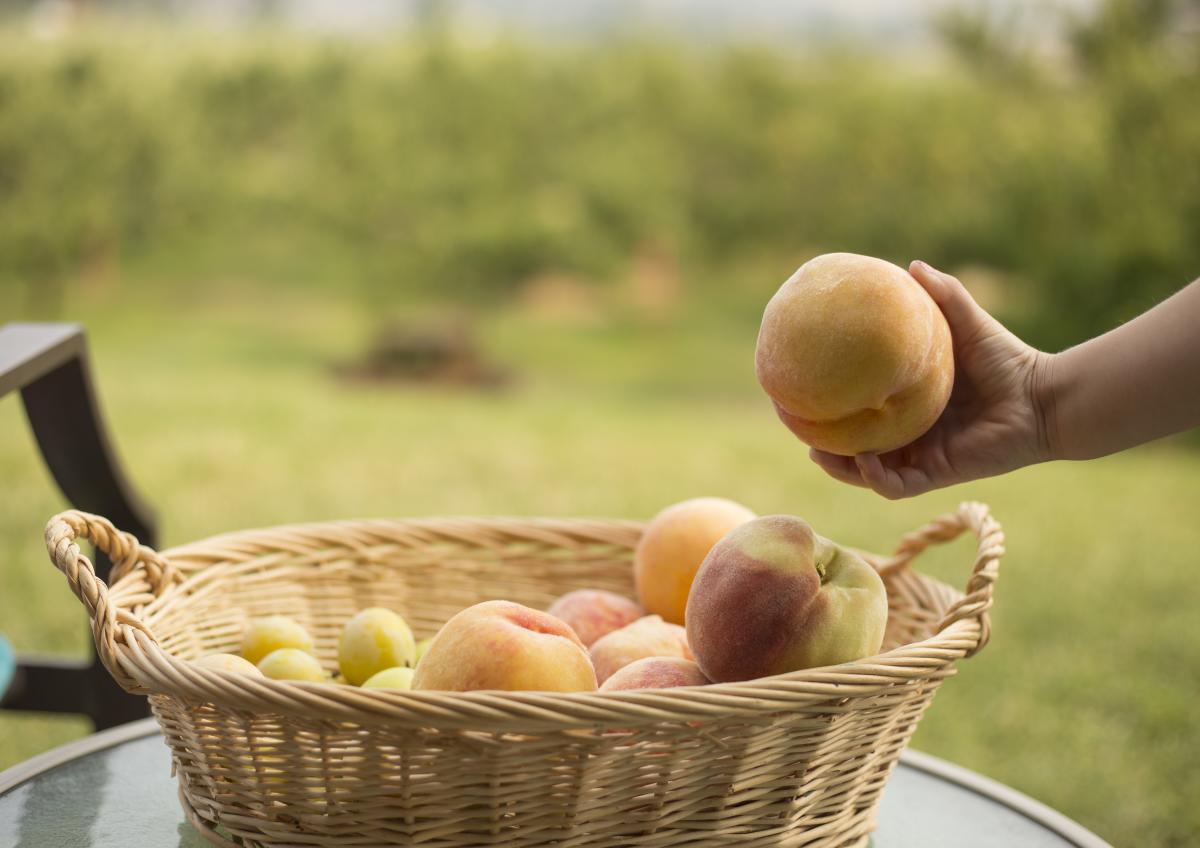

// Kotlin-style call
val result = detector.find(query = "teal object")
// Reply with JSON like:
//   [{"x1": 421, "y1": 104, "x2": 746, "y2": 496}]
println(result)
[{"x1": 0, "y1": 635, "x2": 13, "y2": 700}]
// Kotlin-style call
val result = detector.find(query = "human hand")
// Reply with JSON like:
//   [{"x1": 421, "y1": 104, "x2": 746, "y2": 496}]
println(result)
[{"x1": 809, "y1": 261, "x2": 1055, "y2": 499}]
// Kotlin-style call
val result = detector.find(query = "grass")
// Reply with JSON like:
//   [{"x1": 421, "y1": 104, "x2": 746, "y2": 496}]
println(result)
[{"x1": 0, "y1": 280, "x2": 1197, "y2": 846}]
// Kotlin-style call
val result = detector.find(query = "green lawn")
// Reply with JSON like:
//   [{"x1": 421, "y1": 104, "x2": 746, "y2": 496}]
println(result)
[{"x1": 1, "y1": 284, "x2": 1197, "y2": 846}]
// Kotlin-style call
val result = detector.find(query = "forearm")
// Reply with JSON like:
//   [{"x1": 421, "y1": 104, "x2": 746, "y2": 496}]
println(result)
[{"x1": 1045, "y1": 278, "x2": 1200, "y2": 461}]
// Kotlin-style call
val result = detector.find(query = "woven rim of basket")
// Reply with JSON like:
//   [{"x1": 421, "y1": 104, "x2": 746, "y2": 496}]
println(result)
[{"x1": 46, "y1": 504, "x2": 1002, "y2": 731}]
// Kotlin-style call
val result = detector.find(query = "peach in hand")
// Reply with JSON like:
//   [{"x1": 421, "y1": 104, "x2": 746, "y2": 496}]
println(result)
[
  {"x1": 338, "y1": 607, "x2": 417, "y2": 686},
  {"x1": 240, "y1": 615, "x2": 315, "y2": 665},
  {"x1": 599, "y1": 656, "x2": 710, "y2": 691},
  {"x1": 589, "y1": 615, "x2": 691, "y2": 685},
  {"x1": 547, "y1": 589, "x2": 645, "y2": 647},
  {"x1": 686, "y1": 515, "x2": 887, "y2": 682},
  {"x1": 257, "y1": 648, "x2": 328, "y2": 682},
  {"x1": 755, "y1": 252, "x2": 954, "y2": 456},
  {"x1": 634, "y1": 497, "x2": 756, "y2": 624},
  {"x1": 194, "y1": 653, "x2": 263, "y2": 676},
  {"x1": 412, "y1": 600, "x2": 597, "y2": 692}
]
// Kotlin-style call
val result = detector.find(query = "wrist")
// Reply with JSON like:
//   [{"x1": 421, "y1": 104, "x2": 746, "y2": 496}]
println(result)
[{"x1": 1029, "y1": 349, "x2": 1063, "y2": 462}]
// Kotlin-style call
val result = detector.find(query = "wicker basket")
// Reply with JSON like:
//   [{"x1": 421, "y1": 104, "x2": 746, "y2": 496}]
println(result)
[{"x1": 45, "y1": 502, "x2": 1002, "y2": 848}]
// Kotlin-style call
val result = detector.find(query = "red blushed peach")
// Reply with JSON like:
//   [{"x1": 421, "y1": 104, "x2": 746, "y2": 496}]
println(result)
[
  {"x1": 634, "y1": 497, "x2": 756, "y2": 625},
  {"x1": 685, "y1": 515, "x2": 887, "y2": 682},
  {"x1": 412, "y1": 600, "x2": 597, "y2": 692},
  {"x1": 599, "y1": 656, "x2": 710, "y2": 691},
  {"x1": 589, "y1": 615, "x2": 692, "y2": 685},
  {"x1": 547, "y1": 589, "x2": 645, "y2": 648}
]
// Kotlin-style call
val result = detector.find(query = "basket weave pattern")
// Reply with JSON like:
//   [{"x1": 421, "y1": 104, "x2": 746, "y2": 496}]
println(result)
[{"x1": 45, "y1": 503, "x2": 1002, "y2": 848}]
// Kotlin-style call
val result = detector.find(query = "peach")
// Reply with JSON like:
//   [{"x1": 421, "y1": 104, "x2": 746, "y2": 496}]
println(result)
[
  {"x1": 589, "y1": 615, "x2": 692, "y2": 685},
  {"x1": 338, "y1": 607, "x2": 416, "y2": 685},
  {"x1": 600, "y1": 656, "x2": 710, "y2": 691},
  {"x1": 547, "y1": 589, "x2": 645, "y2": 647},
  {"x1": 362, "y1": 666, "x2": 416, "y2": 690},
  {"x1": 257, "y1": 648, "x2": 328, "y2": 682},
  {"x1": 686, "y1": 515, "x2": 888, "y2": 682},
  {"x1": 755, "y1": 253, "x2": 954, "y2": 456},
  {"x1": 634, "y1": 497, "x2": 756, "y2": 624},
  {"x1": 412, "y1": 600, "x2": 597, "y2": 692},
  {"x1": 240, "y1": 615, "x2": 315, "y2": 665},
  {"x1": 194, "y1": 653, "x2": 263, "y2": 676}
]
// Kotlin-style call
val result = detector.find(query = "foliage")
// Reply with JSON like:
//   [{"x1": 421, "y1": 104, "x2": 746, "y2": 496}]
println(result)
[{"x1": 0, "y1": 2, "x2": 1198, "y2": 347}]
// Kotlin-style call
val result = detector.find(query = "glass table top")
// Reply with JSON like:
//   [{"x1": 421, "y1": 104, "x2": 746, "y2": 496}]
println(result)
[{"x1": 0, "y1": 719, "x2": 1109, "y2": 848}]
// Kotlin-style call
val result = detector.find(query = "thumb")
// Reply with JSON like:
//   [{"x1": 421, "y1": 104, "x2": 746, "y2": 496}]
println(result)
[{"x1": 908, "y1": 260, "x2": 991, "y2": 338}]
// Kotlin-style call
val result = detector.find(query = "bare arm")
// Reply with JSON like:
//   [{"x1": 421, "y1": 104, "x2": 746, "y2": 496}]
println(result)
[{"x1": 1045, "y1": 278, "x2": 1200, "y2": 461}]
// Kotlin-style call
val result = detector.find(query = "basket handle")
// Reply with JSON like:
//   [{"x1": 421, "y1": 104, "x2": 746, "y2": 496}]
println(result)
[
  {"x1": 875, "y1": 501, "x2": 1004, "y2": 655},
  {"x1": 44, "y1": 510, "x2": 176, "y2": 690}
]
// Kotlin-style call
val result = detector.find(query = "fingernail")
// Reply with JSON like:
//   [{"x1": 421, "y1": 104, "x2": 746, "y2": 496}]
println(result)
[{"x1": 912, "y1": 260, "x2": 931, "y2": 274}]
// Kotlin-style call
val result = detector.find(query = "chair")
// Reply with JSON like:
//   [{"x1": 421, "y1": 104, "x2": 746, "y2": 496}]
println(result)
[{"x1": 0, "y1": 322, "x2": 155, "y2": 728}]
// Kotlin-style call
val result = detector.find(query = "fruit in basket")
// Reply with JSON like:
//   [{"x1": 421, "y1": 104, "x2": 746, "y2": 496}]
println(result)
[
  {"x1": 412, "y1": 600, "x2": 597, "y2": 692},
  {"x1": 547, "y1": 589, "x2": 645, "y2": 647},
  {"x1": 362, "y1": 666, "x2": 416, "y2": 690},
  {"x1": 414, "y1": 636, "x2": 435, "y2": 664},
  {"x1": 338, "y1": 607, "x2": 417, "y2": 686},
  {"x1": 240, "y1": 616, "x2": 316, "y2": 665},
  {"x1": 685, "y1": 515, "x2": 887, "y2": 682},
  {"x1": 195, "y1": 652, "x2": 264, "y2": 676},
  {"x1": 755, "y1": 252, "x2": 953, "y2": 456},
  {"x1": 257, "y1": 648, "x2": 328, "y2": 682},
  {"x1": 599, "y1": 656, "x2": 710, "y2": 691},
  {"x1": 589, "y1": 615, "x2": 692, "y2": 685},
  {"x1": 634, "y1": 497, "x2": 756, "y2": 624}
]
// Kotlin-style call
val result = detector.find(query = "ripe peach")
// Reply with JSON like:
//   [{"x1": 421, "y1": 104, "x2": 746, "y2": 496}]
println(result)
[
  {"x1": 547, "y1": 589, "x2": 645, "y2": 647},
  {"x1": 412, "y1": 600, "x2": 597, "y2": 692},
  {"x1": 634, "y1": 497, "x2": 756, "y2": 624},
  {"x1": 599, "y1": 656, "x2": 710, "y2": 691},
  {"x1": 589, "y1": 615, "x2": 692, "y2": 685},
  {"x1": 194, "y1": 653, "x2": 263, "y2": 676},
  {"x1": 257, "y1": 648, "x2": 328, "y2": 682},
  {"x1": 240, "y1": 616, "x2": 315, "y2": 665},
  {"x1": 338, "y1": 607, "x2": 416, "y2": 685},
  {"x1": 756, "y1": 253, "x2": 954, "y2": 456},
  {"x1": 686, "y1": 515, "x2": 888, "y2": 682}
]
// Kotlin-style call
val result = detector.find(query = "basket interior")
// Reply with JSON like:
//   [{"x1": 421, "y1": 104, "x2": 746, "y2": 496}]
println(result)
[{"x1": 136, "y1": 520, "x2": 957, "y2": 672}]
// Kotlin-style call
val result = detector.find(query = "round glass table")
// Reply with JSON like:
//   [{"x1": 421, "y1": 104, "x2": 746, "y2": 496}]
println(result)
[{"x1": 0, "y1": 719, "x2": 1109, "y2": 847}]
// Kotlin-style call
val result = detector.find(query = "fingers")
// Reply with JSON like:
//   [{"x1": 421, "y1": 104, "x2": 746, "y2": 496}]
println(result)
[
  {"x1": 810, "y1": 447, "x2": 937, "y2": 499},
  {"x1": 908, "y1": 260, "x2": 991, "y2": 340},
  {"x1": 854, "y1": 451, "x2": 937, "y2": 500},
  {"x1": 808, "y1": 448, "x2": 869, "y2": 488}
]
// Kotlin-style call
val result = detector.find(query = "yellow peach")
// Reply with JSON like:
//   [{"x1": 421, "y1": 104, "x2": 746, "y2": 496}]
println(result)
[
  {"x1": 240, "y1": 616, "x2": 315, "y2": 665},
  {"x1": 362, "y1": 666, "x2": 416, "y2": 690},
  {"x1": 634, "y1": 498, "x2": 756, "y2": 624},
  {"x1": 756, "y1": 253, "x2": 953, "y2": 456},
  {"x1": 257, "y1": 648, "x2": 327, "y2": 682},
  {"x1": 338, "y1": 607, "x2": 416, "y2": 686}
]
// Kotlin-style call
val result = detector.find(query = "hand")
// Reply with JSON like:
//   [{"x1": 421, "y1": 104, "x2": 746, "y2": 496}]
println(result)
[{"x1": 809, "y1": 260, "x2": 1055, "y2": 499}]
